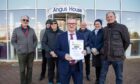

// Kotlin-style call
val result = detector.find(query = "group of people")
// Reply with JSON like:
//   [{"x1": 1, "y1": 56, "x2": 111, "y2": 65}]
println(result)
[{"x1": 11, "y1": 11, "x2": 130, "y2": 84}]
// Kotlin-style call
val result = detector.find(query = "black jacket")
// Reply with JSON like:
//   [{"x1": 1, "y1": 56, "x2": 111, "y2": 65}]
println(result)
[
  {"x1": 42, "y1": 28, "x2": 63, "y2": 58},
  {"x1": 101, "y1": 21, "x2": 130, "y2": 61}
]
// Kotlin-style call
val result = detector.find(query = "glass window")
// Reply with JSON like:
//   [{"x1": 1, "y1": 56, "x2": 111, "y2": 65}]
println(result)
[
  {"x1": 130, "y1": 40, "x2": 140, "y2": 56},
  {"x1": 122, "y1": 0, "x2": 140, "y2": 12},
  {"x1": 37, "y1": 0, "x2": 47, "y2": 9},
  {"x1": 8, "y1": 0, "x2": 35, "y2": 9},
  {"x1": 8, "y1": 9, "x2": 35, "y2": 60},
  {"x1": 122, "y1": 12, "x2": 140, "y2": 56},
  {"x1": 47, "y1": 0, "x2": 66, "y2": 8},
  {"x1": 36, "y1": 9, "x2": 46, "y2": 38},
  {"x1": 0, "y1": 10, "x2": 7, "y2": 59},
  {"x1": 0, "y1": 0, "x2": 6, "y2": 10},
  {"x1": 37, "y1": 9, "x2": 46, "y2": 59},
  {"x1": 68, "y1": 0, "x2": 94, "y2": 9},
  {"x1": 96, "y1": 10, "x2": 120, "y2": 27},
  {"x1": 86, "y1": 9, "x2": 95, "y2": 30},
  {"x1": 96, "y1": 0, "x2": 120, "y2": 10},
  {"x1": 122, "y1": 12, "x2": 140, "y2": 39}
]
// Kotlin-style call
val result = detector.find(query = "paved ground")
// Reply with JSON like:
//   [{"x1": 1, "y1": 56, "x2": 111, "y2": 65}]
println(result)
[{"x1": 0, "y1": 59, "x2": 140, "y2": 84}]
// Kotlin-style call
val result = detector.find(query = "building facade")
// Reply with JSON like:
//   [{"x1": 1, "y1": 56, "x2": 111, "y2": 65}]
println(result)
[{"x1": 0, "y1": 0, "x2": 140, "y2": 61}]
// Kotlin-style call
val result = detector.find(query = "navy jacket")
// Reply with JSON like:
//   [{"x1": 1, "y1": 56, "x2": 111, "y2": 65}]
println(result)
[
  {"x1": 77, "y1": 28, "x2": 91, "y2": 47},
  {"x1": 55, "y1": 31, "x2": 85, "y2": 74},
  {"x1": 89, "y1": 28, "x2": 103, "y2": 51}
]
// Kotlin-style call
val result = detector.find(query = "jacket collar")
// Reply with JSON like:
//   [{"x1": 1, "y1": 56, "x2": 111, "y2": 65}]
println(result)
[
  {"x1": 79, "y1": 28, "x2": 88, "y2": 32},
  {"x1": 50, "y1": 27, "x2": 60, "y2": 33},
  {"x1": 20, "y1": 25, "x2": 30, "y2": 30},
  {"x1": 93, "y1": 28, "x2": 102, "y2": 31},
  {"x1": 107, "y1": 21, "x2": 117, "y2": 28}
]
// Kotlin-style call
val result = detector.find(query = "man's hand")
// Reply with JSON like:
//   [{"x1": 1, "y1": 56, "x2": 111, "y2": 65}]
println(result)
[
  {"x1": 82, "y1": 50, "x2": 87, "y2": 56},
  {"x1": 65, "y1": 54, "x2": 73, "y2": 61},
  {"x1": 50, "y1": 51, "x2": 57, "y2": 57},
  {"x1": 91, "y1": 48, "x2": 99, "y2": 56}
]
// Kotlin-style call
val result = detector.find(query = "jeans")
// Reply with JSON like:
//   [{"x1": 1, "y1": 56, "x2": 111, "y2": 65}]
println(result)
[{"x1": 99, "y1": 60, "x2": 123, "y2": 84}]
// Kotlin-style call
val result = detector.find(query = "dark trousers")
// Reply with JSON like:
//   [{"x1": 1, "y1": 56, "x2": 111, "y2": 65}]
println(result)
[
  {"x1": 84, "y1": 54, "x2": 90, "y2": 75},
  {"x1": 95, "y1": 66, "x2": 101, "y2": 84},
  {"x1": 59, "y1": 65, "x2": 83, "y2": 84},
  {"x1": 18, "y1": 52, "x2": 34, "y2": 84},
  {"x1": 48, "y1": 57, "x2": 59, "y2": 83},
  {"x1": 40, "y1": 49, "x2": 47, "y2": 77},
  {"x1": 99, "y1": 60, "x2": 123, "y2": 84}
]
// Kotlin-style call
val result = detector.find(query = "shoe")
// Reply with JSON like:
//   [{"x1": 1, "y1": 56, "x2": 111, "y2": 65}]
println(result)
[
  {"x1": 86, "y1": 75, "x2": 90, "y2": 81},
  {"x1": 95, "y1": 81, "x2": 99, "y2": 84},
  {"x1": 39, "y1": 76, "x2": 45, "y2": 81}
]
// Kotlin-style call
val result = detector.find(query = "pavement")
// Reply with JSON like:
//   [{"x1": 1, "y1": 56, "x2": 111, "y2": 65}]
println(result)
[{"x1": 0, "y1": 59, "x2": 140, "y2": 84}]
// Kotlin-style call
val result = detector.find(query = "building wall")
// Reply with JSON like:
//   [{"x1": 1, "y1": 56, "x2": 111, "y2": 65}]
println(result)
[{"x1": 0, "y1": 0, "x2": 140, "y2": 61}]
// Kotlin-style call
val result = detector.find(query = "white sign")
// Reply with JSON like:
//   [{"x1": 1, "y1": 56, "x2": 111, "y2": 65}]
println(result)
[
  {"x1": 70, "y1": 40, "x2": 84, "y2": 60},
  {"x1": 48, "y1": 5, "x2": 84, "y2": 15}
]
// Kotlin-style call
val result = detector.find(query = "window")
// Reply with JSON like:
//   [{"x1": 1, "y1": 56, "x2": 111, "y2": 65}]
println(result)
[
  {"x1": 68, "y1": 0, "x2": 94, "y2": 9},
  {"x1": 47, "y1": 0, "x2": 66, "y2": 8},
  {"x1": 122, "y1": 12, "x2": 140, "y2": 56},
  {"x1": 37, "y1": 0, "x2": 48, "y2": 9},
  {"x1": 8, "y1": 0, "x2": 35, "y2": 9},
  {"x1": 0, "y1": 10, "x2": 7, "y2": 59},
  {"x1": 86, "y1": 9, "x2": 95, "y2": 30},
  {"x1": 37, "y1": 9, "x2": 46, "y2": 59},
  {"x1": 122, "y1": 12, "x2": 140, "y2": 38},
  {"x1": 122, "y1": 0, "x2": 140, "y2": 12},
  {"x1": 0, "y1": 0, "x2": 6, "y2": 10},
  {"x1": 96, "y1": 0, "x2": 120, "y2": 10}
]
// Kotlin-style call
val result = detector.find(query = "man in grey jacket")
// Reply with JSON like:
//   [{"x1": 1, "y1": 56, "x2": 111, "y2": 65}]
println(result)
[{"x1": 11, "y1": 15, "x2": 38, "y2": 84}]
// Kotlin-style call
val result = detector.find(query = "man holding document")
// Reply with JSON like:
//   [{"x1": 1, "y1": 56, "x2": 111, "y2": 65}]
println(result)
[{"x1": 55, "y1": 18, "x2": 86, "y2": 84}]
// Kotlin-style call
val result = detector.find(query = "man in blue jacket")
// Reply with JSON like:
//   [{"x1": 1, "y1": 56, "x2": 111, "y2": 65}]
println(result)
[{"x1": 55, "y1": 18, "x2": 86, "y2": 84}]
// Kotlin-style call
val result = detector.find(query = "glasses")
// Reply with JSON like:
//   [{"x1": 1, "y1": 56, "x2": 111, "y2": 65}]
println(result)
[
  {"x1": 22, "y1": 19, "x2": 29, "y2": 22},
  {"x1": 67, "y1": 23, "x2": 76, "y2": 25}
]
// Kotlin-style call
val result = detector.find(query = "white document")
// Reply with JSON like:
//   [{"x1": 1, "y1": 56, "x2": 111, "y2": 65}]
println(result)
[{"x1": 70, "y1": 40, "x2": 84, "y2": 60}]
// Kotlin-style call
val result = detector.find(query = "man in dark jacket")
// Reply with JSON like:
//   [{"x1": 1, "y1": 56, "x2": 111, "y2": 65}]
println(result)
[
  {"x1": 77, "y1": 21, "x2": 91, "y2": 81},
  {"x1": 99, "y1": 11, "x2": 130, "y2": 84},
  {"x1": 42, "y1": 19, "x2": 63, "y2": 84},
  {"x1": 55, "y1": 18, "x2": 86, "y2": 84},
  {"x1": 39, "y1": 19, "x2": 52, "y2": 81}
]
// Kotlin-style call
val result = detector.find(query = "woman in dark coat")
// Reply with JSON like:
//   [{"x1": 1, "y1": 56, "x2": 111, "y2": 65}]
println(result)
[{"x1": 89, "y1": 19, "x2": 104, "y2": 84}]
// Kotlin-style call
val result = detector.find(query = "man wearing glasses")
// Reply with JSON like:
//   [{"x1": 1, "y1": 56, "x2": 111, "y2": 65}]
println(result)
[
  {"x1": 42, "y1": 19, "x2": 63, "y2": 84},
  {"x1": 11, "y1": 15, "x2": 38, "y2": 84},
  {"x1": 55, "y1": 18, "x2": 86, "y2": 84}
]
